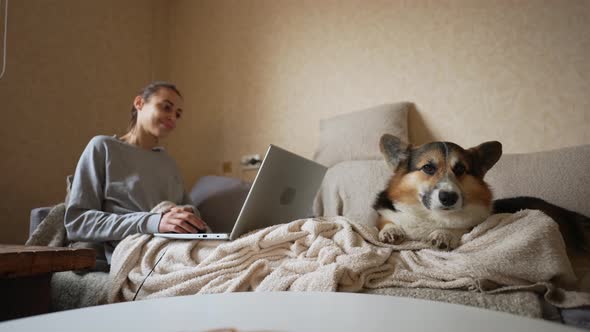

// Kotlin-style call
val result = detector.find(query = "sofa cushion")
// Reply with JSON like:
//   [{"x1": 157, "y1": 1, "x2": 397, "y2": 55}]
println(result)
[
  {"x1": 313, "y1": 102, "x2": 410, "y2": 168},
  {"x1": 189, "y1": 175, "x2": 252, "y2": 233},
  {"x1": 30, "y1": 207, "x2": 52, "y2": 236},
  {"x1": 486, "y1": 144, "x2": 590, "y2": 217},
  {"x1": 313, "y1": 144, "x2": 590, "y2": 226},
  {"x1": 313, "y1": 160, "x2": 390, "y2": 226}
]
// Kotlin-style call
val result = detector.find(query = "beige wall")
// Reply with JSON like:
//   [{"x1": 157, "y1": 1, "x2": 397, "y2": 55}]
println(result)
[
  {"x1": 0, "y1": 0, "x2": 162, "y2": 244},
  {"x1": 167, "y1": 0, "x2": 589, "y2": 182},
  {"x1": 2, "y1": 0, "x2": 589, "y2": 244}
]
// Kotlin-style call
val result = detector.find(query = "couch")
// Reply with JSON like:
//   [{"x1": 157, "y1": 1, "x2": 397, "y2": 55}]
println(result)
[
  {"x1": 28, "y1": 102, "x2": 590, "y2": 329},
  {"x1": 312, "y1": 103, "x2": 590, "y2": 328}
]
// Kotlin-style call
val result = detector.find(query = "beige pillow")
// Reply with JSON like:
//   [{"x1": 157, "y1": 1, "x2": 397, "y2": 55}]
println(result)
[
  {"x1": 313, "y1": 102, "x2": 411, "y2": 167},
  {"x1": 313, "y1": 160, "x2": 390, "y2": 226},
  {"x1": 486, "y1": 144, "x2": 590, "y2": 217}
]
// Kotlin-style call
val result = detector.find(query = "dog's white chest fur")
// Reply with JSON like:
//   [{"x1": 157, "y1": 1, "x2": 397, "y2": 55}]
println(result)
[
  {"x1": 378, "y1": 203, "x2": 490, "y2": 242},
  {"x1": 378, "y1": 209, "x2": 443, "y2": 239}
]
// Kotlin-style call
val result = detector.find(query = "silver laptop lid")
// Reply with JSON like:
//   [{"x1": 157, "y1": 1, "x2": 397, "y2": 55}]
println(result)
[{"x1": 229, "y1": 145, "x2": 327, "y2": 240}]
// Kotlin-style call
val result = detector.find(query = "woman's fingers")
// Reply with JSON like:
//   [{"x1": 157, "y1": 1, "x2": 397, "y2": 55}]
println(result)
[
  {"x1": 171, "y1": 224, "x2": 189, "y2": 234},
  {"x1": 177, "y1": 211, "x2": 207, "y2": 231},
  {"x1": 176, "y1": 218, "x2": 200, "y2": 233},
  {"x1": 159, "y1": 209, "x2": 209, "y2": 234},
  {"x1": 160, "y1": 213, "x2": 193, "y2": 233},
  {"x1": 166, "y1": 216, "x2": 198, "y2": 233}
]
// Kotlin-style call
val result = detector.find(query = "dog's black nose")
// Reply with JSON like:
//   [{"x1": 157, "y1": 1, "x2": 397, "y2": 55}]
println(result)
[{"x1": 439, "y1": 191, "x2": 458, "y2": 207}]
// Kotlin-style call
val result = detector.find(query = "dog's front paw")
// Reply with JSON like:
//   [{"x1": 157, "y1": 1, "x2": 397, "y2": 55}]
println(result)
[
  {"x1": 379, "y1": 224, "x2": 406, "y2": 244},
  {"x1": 427, "y1": 230, "x2": 460, "y2": 251}
]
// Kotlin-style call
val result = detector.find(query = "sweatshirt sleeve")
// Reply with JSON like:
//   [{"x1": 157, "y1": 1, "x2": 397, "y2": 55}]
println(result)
[{"x1": 64, "y1": 137, "x2": 162, "y2": 242}]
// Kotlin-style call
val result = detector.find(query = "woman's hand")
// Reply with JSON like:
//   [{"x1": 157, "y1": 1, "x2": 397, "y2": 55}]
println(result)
[{"x1": 158, "y1": 206, "x2": 208, "y2": 233}]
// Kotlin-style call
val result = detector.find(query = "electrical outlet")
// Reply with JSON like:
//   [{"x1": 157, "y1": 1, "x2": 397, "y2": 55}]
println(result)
[{"x1": 240, "y1": 154, "x2": 261, "y2": 170}]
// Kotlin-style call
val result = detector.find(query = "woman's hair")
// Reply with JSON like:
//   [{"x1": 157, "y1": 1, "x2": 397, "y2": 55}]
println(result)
[{"x1": 127, "y1": 81, "x2": 182, "y2": 131}]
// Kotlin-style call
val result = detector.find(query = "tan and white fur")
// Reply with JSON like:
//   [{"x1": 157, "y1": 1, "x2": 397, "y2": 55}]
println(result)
[{"x1": 373, "y1": 134, "x2": 502, "y2": 250}]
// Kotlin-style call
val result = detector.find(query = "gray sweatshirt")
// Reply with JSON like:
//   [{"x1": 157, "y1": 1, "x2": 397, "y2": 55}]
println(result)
[{"x1": 65, "y1": 135, "x2": 199, "y2": 263}]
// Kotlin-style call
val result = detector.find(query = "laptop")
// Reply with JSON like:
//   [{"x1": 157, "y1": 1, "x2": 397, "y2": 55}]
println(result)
[{"x1": 154, "y1": 144, "x2": 327, "y2": 241}]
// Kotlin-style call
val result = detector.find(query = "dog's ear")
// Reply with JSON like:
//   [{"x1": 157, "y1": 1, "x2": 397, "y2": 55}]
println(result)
[
  {"x1": 380, "y1": 134, "x2": 410, "y2": 170},
  {"x1": 468, "y1": 141, "x2": 502, "y2": 177}
]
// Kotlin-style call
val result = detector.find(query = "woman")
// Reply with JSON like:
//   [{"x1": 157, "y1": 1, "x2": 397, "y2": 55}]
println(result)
[{"x1": 65, "y1": 82, "x2": 208, "y2": 264}]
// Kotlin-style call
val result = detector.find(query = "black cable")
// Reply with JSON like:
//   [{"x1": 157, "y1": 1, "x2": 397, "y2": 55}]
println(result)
[{"x1": 132, "y1": 247, "x2": 168, "y2": 301}]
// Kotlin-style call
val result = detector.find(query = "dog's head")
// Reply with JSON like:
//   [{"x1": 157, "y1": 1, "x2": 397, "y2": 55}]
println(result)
[{"x1": 379, "y1": 134, "x2": 502, "y2": 228}]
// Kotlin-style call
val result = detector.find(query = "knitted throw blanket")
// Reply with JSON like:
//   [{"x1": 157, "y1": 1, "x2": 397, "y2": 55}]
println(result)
[{"x1": 108, "y1": 209, "x2": 590, "y2": 308}]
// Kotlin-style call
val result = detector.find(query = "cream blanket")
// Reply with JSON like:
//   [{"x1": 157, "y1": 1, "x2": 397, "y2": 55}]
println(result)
[{"x1": 108, "y1": 209, "x2": 590, "y2": 308}]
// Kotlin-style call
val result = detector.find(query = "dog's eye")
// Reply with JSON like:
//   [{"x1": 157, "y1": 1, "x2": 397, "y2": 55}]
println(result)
[
  {"x1": 453, "y1": 163, "x2": 466, "y2": 176},
  {"x1": 421, "y1": 164, "x2": 436, "y2": 175}
]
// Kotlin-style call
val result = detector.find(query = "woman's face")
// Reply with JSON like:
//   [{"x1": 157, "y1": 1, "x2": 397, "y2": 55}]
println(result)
[{"x1": 135, "y1": 87, "x2": 184, "y2": 139}]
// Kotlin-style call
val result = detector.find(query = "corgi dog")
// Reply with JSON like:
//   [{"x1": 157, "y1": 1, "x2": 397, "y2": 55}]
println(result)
[
  {"x1": 373, "y1": 134, "x2": 502, "y2": 250},
  {"x1": 373, "y1": 134, "x2": 590, "y2": 252}
]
